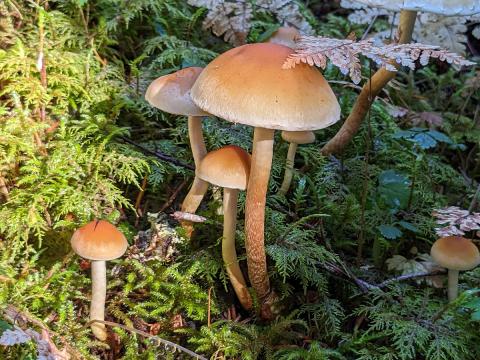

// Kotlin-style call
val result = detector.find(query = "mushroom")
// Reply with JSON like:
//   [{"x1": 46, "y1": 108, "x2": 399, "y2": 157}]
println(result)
[
  {"x1": 430, "y1": 236, "x2": 480, "y2": 302},
  {"x1": 278, "y1": 131, "x2": 315, "y2": 195},
  {"x1": 266, "y1": 26, "x2": 300, "y2": 48},
  {"x1": 197, "y1": 145, "x2": 253, "y2": 309},
  {"x1": 71, "y1": 220, "x2": 128, "y2": 341},
  {"x1": 322, "y1": 0, "x2": 480, "y2": 155},
  {"x1": 191, "y1": 43, "x2": 340, "y2": 313},
  {"x1": 145, "y1": 67, "x2": 209, "y2": 236}
]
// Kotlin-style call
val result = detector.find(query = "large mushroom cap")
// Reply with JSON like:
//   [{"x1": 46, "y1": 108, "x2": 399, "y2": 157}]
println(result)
[
  {"x1": 145, "y1": 67, "x2": 208, "y2": 116},
  {"x1": 349, "y1": 0, "x2": 480, "y2": 16},
  {"x1": 431, "y1": 236, "x2": 480, "y2": 271},
  {"x1": 191, "y1": 43, "x2": 341, "y2": 131},
  {"x1": 71, "y1": 220, "x2": 128, "y2": 261},
  {"x1": 197, "y1": 145, "x2": 251, "y2": 190},
  {"x1": 281, "y1": 131, "x2": 315, "y2": 144}
]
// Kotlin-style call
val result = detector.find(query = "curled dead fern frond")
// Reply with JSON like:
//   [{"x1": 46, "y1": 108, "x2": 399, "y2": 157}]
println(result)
[{"x1": 283, "y1": 35, "x2": 475, "y2": 84}]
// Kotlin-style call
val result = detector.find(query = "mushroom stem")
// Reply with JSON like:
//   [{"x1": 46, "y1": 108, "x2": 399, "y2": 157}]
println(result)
[
  {"x1": 320, "y1": 9, "x2": 417, "y2": 155},
  {"x1": 90, "y1": 260, "x2": 107, "y2": 341},
  {"x1": 188, "y1": 115, "x2": 207, "y2": 167},
  {"x1": 447, "y1": 269, "x2": 459, "y2": 302},
  {"x1": 223, "y1": 188, "x2": 253, "y2": 310},
  {"x1": 279, "y1": 142, "x2": 298, "y2": 195},
  {"x1": 180, "y1": 116, "x2": 209, "y2": 237},
  {"x1": 245, "y1": 127, "x2": 274, "y2": 304},
  {"x1": 180, "y1": 176, "x2": 209, "y2": 237}
]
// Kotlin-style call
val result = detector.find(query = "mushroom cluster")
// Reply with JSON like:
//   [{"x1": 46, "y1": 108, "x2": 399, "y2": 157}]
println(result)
[{"x1": 142, "y1": 41, "x2": 342, "y2": 317}]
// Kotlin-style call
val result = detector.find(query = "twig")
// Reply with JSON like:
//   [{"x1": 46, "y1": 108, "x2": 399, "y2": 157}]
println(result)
[
  {"x1": 207, "y1": 287, "x2": 212, "y2": 328},
  {"x1": 322, "y1": 261, "x2": 445, "y2": 292},
  {"x1": 159, "y1": 179, "x2": 188, "y2": 212},
  {"x1": 468, "y1": 182, "x2": 480, "y2": 213},
  {"x1": 2, "y1": 305, "x2": 83, "y2": 359},
  {"x1": 135, "y1": 175, "x2": 148, "y2": 214},
  {"x1": 86, "y1": 319, "x2": 207, "y2": 360},
  {"x1": 361, "y1": 14, "x2": 378, "y2": 41},
  {"x1": 376, "y1": 270, "x2": 445, "y2": 288},
  {"x1": 120, "y1": 137, "x2": 195, "y2": 170}
]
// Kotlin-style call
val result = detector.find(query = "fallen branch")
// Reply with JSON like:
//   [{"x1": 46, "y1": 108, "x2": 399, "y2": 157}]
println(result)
[
  {"x1": 323, "y1": 261, "x2": 446, "y2": 292},
  {"x1": 121, "y1": 137, "x2": 195, "y2": 170},
  {"x1": 86, "y1": 319, "x2": 207, "y2": 360}
]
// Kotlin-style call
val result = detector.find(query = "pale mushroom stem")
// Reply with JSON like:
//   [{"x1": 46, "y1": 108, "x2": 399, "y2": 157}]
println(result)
[
  {"x1": 279, "y1": 142, "x2": 298, "y2": 195},
  {"x1": 188, "y1": 115, "x2": 207, "y2": 166},
  {"x1": 245, "y1": 127, "x2": 274, "y2": 304},
  {"x1": 447, "y1": 269, "x2": 459, "y2": 302},
  {"x1": 320, "y1": 10, "x2": 417, "y2": 155},
  {"x1": 223, "y1": 188, "x2": 253, "y2": 310},
  {"x1": 90, "y1": 260, "x2": 107, "y2": 341},
  {"x1": 180, "y1": 116, "x2": 209, "y2": 237},
  {"x1": 180, "y1": 177, "x2": 209, "y2": 237}
]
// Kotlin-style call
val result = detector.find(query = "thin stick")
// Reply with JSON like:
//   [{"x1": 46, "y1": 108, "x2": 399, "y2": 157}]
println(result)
[
  {"x1": 86, "y1": 319, "x2": 207, "y2": 360},
  {"x1": 468, "y1": 182, "x2": 480, "y2": 213},
  {"x1": 207, "y1": 287, "x2": 212, "y2": 328},
  {"x1": 135, "y1": 175, "x2": 148, "y2": 214},
  {"x1": 121, "y1": 137, "x2": 194, "y2": 170}
]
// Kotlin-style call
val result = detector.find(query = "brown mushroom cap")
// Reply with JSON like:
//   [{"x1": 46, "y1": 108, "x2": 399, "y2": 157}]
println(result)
[
  {"x1": 197, "y1": 145, "x2": 251, "y2": 190},
  {"x1": 71, "y1": 220, "x2": 128, "y2": 261},
  {"x1": 145, "y1": 67, "x2": 208, "y2": 116},
  {"x1": 191, "y1": 43, "x2": 341, "y2": 131},
  {"x1": 431, "y1": 236, "x2": 480, "y2": 271},
  {"x1": 267, "y1": 26, "x2": 300, "y2": 48},
  {"x1": 281, "y1": 131, "x2": 315, "y2": 144}
]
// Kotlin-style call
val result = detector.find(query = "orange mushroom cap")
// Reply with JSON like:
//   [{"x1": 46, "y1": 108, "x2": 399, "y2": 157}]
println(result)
[
  {"x1": 197, "y1": 145, "x2": 251, "y2": 190},
  {"x1": 145, "y1": 67, "x2": 208, "y2": 116},
  {"x1": 191, "y1": 43, "x2": 340, "y2": 131},
  {"x1": 281, "y1": 131, "x2": 315, "y2": 144},
  {"x1": 71, "y1": 220, "x2": 128, "y2": 261},
  {"x1": 431, "y1": 236, "x2": 480, "y2": 271}
]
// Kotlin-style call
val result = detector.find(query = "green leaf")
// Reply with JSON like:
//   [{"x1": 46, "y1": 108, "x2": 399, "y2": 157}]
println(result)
[
  {"x1": 377, "y1": 170, "x2": 411, "y2": 209},
  {"x1": 378, "y1": 224, "x2": 403, "y2": 239},
  {"x1": 412, "y1": 133, "x2": 437, "y2": 149},
  {"x1": 398, "y1": 221, "x2": 419, "y2": 233}
]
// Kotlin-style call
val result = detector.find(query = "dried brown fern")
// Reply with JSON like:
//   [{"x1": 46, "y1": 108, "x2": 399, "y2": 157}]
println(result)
[
  {"x1": 188, "y1": 0, "x2": 312, "y2": 45},
  {"x1": 283, "y1": 35, "x2": 475, "y2": 84}
]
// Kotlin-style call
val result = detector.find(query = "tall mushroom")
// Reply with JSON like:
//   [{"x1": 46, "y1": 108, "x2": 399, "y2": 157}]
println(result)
[
  {"x1": 322, "y1": 0, "x2": 480, "y2": 155},
  {"x1": 197, "y1": 145, "x2": 253, "y2": 310},
  {"x1": 145, "y1": 67, "x2": 209, "y2": 236},
  {"x1": 71, "y1": 220, "x2": 128, "y2": 341},
  {"x1": 278, "y1": 131, "x2": 315, "y2": 195},
  {"x1": 430, "y1": 236, "x2": 480, "y2": 302},
  {"x1": 191, "y1": 43, "x2": 341, "y2": 314}
]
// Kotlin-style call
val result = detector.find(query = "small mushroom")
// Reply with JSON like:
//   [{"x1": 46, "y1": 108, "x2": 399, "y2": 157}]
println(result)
[
  {"x1": 266, "y1": 26, "x2": 300, "y2": 48},
  {"x1": 191, "y1": 43, "x2": 340, "y2": 314},
  {"x1": 278, "y1": 131, "x2": 315, "y2": 195},
  {"x1": 71, "y1": 220, "x2": 128, "y2": 341},
  {"x1": 145, "y1": 67, "x2": 210, "y2": 237},
  {"x1": 430, "y1": 236, "x2": 480, "y2": 302},
  {"x1": 197, "y1": 145, "x2": 253, "y2": 310}
]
